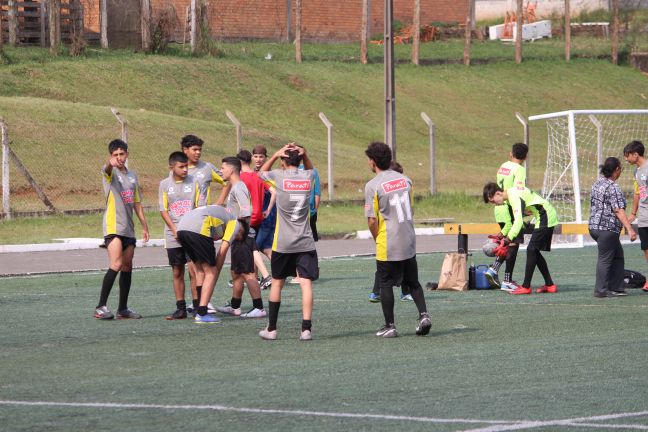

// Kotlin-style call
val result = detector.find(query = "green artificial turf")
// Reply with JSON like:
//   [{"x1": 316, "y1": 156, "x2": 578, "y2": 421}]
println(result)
[{"x1": 1, "y1": 246, "x2": 648, "y2": 431}]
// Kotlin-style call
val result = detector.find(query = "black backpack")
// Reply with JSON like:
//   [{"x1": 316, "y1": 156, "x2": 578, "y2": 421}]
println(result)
[{"x1": 623, "y1": 270, "x2": 646, "y2": 288}]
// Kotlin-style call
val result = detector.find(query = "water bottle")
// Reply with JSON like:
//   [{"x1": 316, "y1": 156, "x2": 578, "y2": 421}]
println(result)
[{"x1": 468, "y1": 263, "x2": 476, "y2": 290}]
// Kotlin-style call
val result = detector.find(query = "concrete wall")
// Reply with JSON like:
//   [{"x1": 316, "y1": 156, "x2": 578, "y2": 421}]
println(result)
[{"x1": 476, "y1": 0, "x2": 609, "y2": 21}]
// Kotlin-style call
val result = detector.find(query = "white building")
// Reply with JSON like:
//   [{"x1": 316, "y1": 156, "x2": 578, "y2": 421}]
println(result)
[{"x1": 476, "y1": 0, "x2": 610, "y2": 21}]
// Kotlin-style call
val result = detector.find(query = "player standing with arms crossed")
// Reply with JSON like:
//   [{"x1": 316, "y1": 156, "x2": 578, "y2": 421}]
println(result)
[
  {"x1": 94, "y1": 139, "x2": 149, "y2": 320},
  {"x1": 257, "y1": 144, "x2": 318, "y2": 341},
  {"x1": 364, "y1": 142, "x2": 431, "y2": 338}
]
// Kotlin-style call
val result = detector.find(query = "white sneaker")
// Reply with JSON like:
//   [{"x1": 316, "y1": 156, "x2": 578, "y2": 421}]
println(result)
[
  {"x1": 207, "y1": 302, "x2": 217, "y2": 314},
  {"x1": 240, "y1": 308, "x2": 267, "y2": 318},
  {"x1": 215, "y1": 303, "x2": 241, "y2": 316},
  {"x1": 300, "y1": 329, "x2": 312, "y2": 341},
  {"x1": 501, "y1": 281, "x2": 519, "y2": 292},
  {"x1": 94, "y1": 305, "x2": 114, "y2": 320},
  {"x1": 289, "y1": 277, "x2": 301, "y2": 284},
  {"x1": 259, "y1": 327, "x2": 277, "y2": 340}
]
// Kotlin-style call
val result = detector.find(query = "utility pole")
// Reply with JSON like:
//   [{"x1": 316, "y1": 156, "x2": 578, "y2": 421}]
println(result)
[{"x1": 384, "y1": 0, "x2": 396, "y2": 158}]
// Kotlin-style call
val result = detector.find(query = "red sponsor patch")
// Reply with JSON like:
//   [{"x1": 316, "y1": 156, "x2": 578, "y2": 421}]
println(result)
[
  {"x1": 120, "y1": 190, "x2": 134, "y2": 204},
  {"x1": 381, "y1": 178, "x2": 408, "y2": 194},
  {"x1": 498, "y1": 167, "x2": 511, "y2": 176},
  {"x1": 169, "y1": 199, "x2": 192, "y2": 217},
  {"x1": 283, "y1": 179, "x2": 311, "y2": 191}
]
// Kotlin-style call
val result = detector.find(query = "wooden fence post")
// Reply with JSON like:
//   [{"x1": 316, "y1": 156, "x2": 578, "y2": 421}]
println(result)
[
  {"x1": 141, "y1": 0, "x2": 152, "y2": 51},
  {"x1": 611, "y1": 0, "x2": 619, "y2": 65},
  {"x1": 49, "y1": 0, "x2": 61, "y2": 54},
  {"x1": 463, "y1": 0, "x2": 473, "y2": 66},
  {"x1": 40, "y1": 0, "x2": 47, "y2": 47},
  {"x1": 515, "y1": 0, "x2": 522, "y2": 64},
  {"x1": 565, "y1": 0, "x2": 571, "y2": 61},
  {"x1": 412, "y1": 0, "x2": 420, "y2": 65},
  {"x1": 100, "y1": 0, "x2": 108, "y2": 48},
  {"x1": 8, "y1": 0, "x2": 18, "y2": 46},
  {"x1": 1, "y1": 118, "x2": 10, "y2": 219},
  {"x1": 360, "y1": 0, "x2": 369, "y2": 64},
  {"x1": 295, "y1": 0, "x2": 302, "y2": 63}
]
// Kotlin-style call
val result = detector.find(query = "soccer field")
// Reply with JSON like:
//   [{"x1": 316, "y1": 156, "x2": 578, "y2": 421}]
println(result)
[{"x1": 2, "y1": 247, "x2": 648, "y2": 431}]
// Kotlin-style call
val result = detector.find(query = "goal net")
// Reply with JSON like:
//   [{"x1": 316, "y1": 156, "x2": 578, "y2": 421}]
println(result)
[{"x1": 529, "y1": 110, "x2": 648, "y2": 245}]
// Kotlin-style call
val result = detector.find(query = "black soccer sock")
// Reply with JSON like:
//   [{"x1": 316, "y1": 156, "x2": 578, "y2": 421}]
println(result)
[
  {"x1": 231, "y1": 297, "x2": 242, "y2": 309},
  {"x1": 408, "y1": 281, "x2": 427, "y2": 315},
  {"x1": 504, "y1": 245, "x2": 519, "y2": 282},
  {"x1": 118, "y1": 271, "x2": 132, "y2": 311},
  {"x1": 536, "y1": 252, "x2": 554, "y2": 286},
  {"x1": 176, "y1": 300, "x2": 187, "y2": 311},
  {"x1": 192, "y1": 298, "x2": 199, "y2": 309},
  {"x1": 197, "y1": 306, "x2": 208, "y2": 316},
  {"x1": 195, "y1": 285, "x2": 202, "y2": 304},
  {"x1": 98, "y1": 268, "x2": 119, "y2": 307},
  {"x1": 401, "y1": 282, "x2": 411, "y2": 296},
  {"x1": 491, "y1": 257, "x2": 504, "y2": 272},
  {"x1": 252, "y1": 298, "x2": 264, "y2": 310},
  {"x1": 372, "y1": 271, "x2": 380, "y2": 296},
  {"x1": 523, "y1": 248, "x2": 539, "y2": 287},
  {"x1": 302, "y1": 319, "x2": 312, "y2": 332},
  {"x1": 268, "y1": 301, "x2": 281, "y2": 331},
  {"x1": 380, "y1": 285, "x2": 395, "y2": 326}
]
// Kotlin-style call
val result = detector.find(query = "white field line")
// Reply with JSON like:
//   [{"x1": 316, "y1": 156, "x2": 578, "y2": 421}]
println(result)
[
  {"x1": 0, "y1": 400, "x2": 518, "y2": 425},
  {"x1": 460, "y1": 410, "x2": 648, "y2": 432}
]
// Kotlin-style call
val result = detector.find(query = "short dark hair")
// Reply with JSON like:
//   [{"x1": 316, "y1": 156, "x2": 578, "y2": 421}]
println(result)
[
  {"x1": 482, "y1": 182, "x2": 503, "y2": 203},
  {"x1": 282, "y1": 149, "x2": 303, "y2": 168},
  {"x1": 169, "y1": 151, "x2": 188, "y2": 165},
  {"x1": 181, "y1": 134, "x2": 204, "y2": 148},
  {"x1": 624, "y1": 140, "x2": 645, "y2": 157},
  {"x1": 389, "y1": 160, "x2": 404, "y2": 174},
  {"x1": 600, "y1": 157, "x2": 621, "y2": 178},
  {"x1": 365, "y1": 142, "x2": 392, "y2": 170},
  {"x1": 237, "y1": 150, "x2": 252, "y2": 164},
  {"x1": 108, "y1": 139, "x2": 128, "y2": 154},
  {"x1": 222, "y1": 156, "x2": 241, "y2": 174},
  {"x1": 511, "y1": 143, "x2": 528, "y2": 160},
  {"x1": 252, "y1": 145, "x2": 267, "y2": 156}
]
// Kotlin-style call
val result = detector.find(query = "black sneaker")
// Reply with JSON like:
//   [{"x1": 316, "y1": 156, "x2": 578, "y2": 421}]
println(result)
[
  {"x1": 416, "y1": 313, "x2": 432, "y2": 336},
  {"x1": 376, "y1": 324, "x2": 398, "y2": 338},
  {"x1": 165, "y1": 309, "x2": 188, "y2": 320},
  {"x1": 260, "y1": 276, "x2": 272, "y2": 290},
  {"x1": 594, "y1": 290, "x2": 621, "y2": 298},
  {"x1": 116, "y1": 307, "x2": 142, "y2": 319}
]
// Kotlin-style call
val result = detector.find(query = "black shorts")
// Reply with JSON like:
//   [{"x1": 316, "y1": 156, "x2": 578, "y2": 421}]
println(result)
[
  {"x1": 104, "y1": 235, "x2": 136, "y2": 250},
  {"x1": 230, "y1": 236, "x2": 256, "y2": 274},
  {"x1": 177, "y1": 231, "x2": 216, "y2": 266},
  {"x1": 271, "y1": 250, "x2": 319, "y2": 281},
  {"x1": 376, "y1": 256, "x2": 422, "y2": 291},
  {"x1": 639, "y1": 227, "x2": 648, "y2": 250},
  {"x1": 498, "y1": 222, "x2": 524, "y2": 244},
  {"x1": 166, "y1": 247, "x2": 189, "y2": 267},
  {"x1": 528, "y1": 226, "x2": 554, "y2": 252}
]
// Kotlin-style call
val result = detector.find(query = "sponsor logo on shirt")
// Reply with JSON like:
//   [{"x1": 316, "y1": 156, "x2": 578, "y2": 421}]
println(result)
[
  {"x1": 498, "y1": 167, "x2": 511, "y2": 175},
  {"x1": 283, "y1": 179, "x2": 311, "y2": 191},
  {"x1": 640, "y1": 185, "x2": 647, "y2": 200},
  {"x1": 121, "y1": 189, "x2": 135, "y2": 204},
  {"x1": 168, "y1": 186, "x2": 175, "y2": 195},
  {"x1": 381, "y1": 178, "x2": 408, "y2": 194},
  {"x1": 183, "y1": 185, "x2": 193, "y2": 193},
  {"x1": 169, "y1": 199, "x2": 192, "y2": 217}
]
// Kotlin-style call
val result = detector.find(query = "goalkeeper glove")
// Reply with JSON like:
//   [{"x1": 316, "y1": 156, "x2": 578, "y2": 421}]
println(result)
[{"x1": 493, "y1": 238, "x2": 511, "y2": 258}]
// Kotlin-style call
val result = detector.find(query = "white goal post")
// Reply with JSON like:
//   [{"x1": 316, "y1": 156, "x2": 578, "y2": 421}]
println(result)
[{"x1": 528, "y1": 109, "x2": 648, "y2": 244}]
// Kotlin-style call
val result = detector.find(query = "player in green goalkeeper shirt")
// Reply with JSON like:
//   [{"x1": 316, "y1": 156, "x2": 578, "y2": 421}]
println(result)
[{"x1": 483, "y1": 183, "x2": 558, "y2": 295}]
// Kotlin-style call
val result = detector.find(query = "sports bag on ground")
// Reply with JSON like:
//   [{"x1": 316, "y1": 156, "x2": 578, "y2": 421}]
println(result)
[{"x1": 623, "y1": 269, "x2": 646, "y2": 288}]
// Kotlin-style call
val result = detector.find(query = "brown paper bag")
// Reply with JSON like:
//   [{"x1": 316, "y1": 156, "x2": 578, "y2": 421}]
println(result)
[{"x1": 437, "y1": 252, "x2": 468, "y2": 291}]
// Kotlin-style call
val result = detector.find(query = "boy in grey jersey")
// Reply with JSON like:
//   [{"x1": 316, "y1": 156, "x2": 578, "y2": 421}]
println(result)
[
  {"x1": 258, "y1": 143, "x2": 318, "y2": 341},
  {"x1": 364, "y1": 142, "x2": 431, "y2": 338},
  {"x1": 624, "y1": 140, "x2": 648, "y2": 291},
  {"x1": 159, "y1": 152, "x2": 200, "y2": 320},
  {"x1": 95, "y1": 139, "x2": 150, "y2": 320},
  {"x1": 215, "y1": 157, "x2": 266, "y2": 318},
  {"x1": 181, "y1": 134, "x2": 229, "y2": 314}
]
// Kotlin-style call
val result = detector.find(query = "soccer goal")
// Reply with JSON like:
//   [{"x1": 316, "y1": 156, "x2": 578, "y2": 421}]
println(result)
[{"x1": 528, "y1": 109, "x2": 648, "y2": 245}]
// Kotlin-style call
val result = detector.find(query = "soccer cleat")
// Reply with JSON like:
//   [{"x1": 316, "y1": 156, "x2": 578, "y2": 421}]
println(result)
[
  {"x1": 613, "y1": 290, "x2": 628, "y2": 296},
  {"x1": 186, "y1": 305, "x2": 195, "y2": 314},
  {"x1": 535, "y1": 284, "x2": 558, "y2": 294},
  {"x1": 400, "y1": 293, "x2": 414, "y2": 301},
  {"x1": 260, "y1": 276, "x2": 272, "y2": 290},
  {"x1": 376, "y1": 324, "x2": 398, "y2": 338},
  {"x1": 484, "y1": 268, "x2": 501, "y2": 289},
  {"x1": 207, "y1": 302, "x2": 217, "y2": 314},
  {"x1": 94, "y1": 306, "x2": 114, "y2": 320},
  {"x1": 300, "y1": 330, "x2": 313, "y2": 341},
  {"x1": 500, "y1": 281, "x2": 519, "y2": 292},
  {"x1": 194, "y1": 313, "x2": 221, "y2": 324},
  {"x1": 259, "y1": 328, "x2": 277, "y2": 340},
  {"x1": 509, "y1": 286, "x2": 532, "y2": 295},
  {"x1": 594, "y1": 290, "x2": 622, "y2": 298},
  {"x1": 368, "y1": 292, "x2": 381, "y2": 303},
  {"x1": 116, "y1": 307, "x2": 142, "y2": 319},
  {"x1": 240, "y1": 308, "x2": 267, "y2": 318},
  {"x1": 165, "y1": 309, "x2": 187, "y2": 320},
  {"x1": 289, "y1": 277, "x2": 301, "y2": 284},
  {"x1": 416, "y1": 313, "x2": 432, "y2": 336},
  {"x1": 642, "y1": 282, "x2": 648, "y2": 292},
  {"x1": 215, "y1": 303, "x2": 241, "y2": 316},
  {"x1": 227, "y1": 280, "x2": 234, "y2": 288}
]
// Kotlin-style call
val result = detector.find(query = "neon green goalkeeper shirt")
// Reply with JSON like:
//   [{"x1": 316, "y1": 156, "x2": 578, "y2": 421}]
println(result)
[
  {"x1": 494, "y1": 161, "x2": 526, "y2": 228},
  {"x1": 504, "y1": 187, "x2": 558, "y2": 241}
]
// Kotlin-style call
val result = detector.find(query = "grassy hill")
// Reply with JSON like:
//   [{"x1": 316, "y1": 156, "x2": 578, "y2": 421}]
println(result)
[{"x1": 0, "y1": 40, "x2": 646, "y2": 240}]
